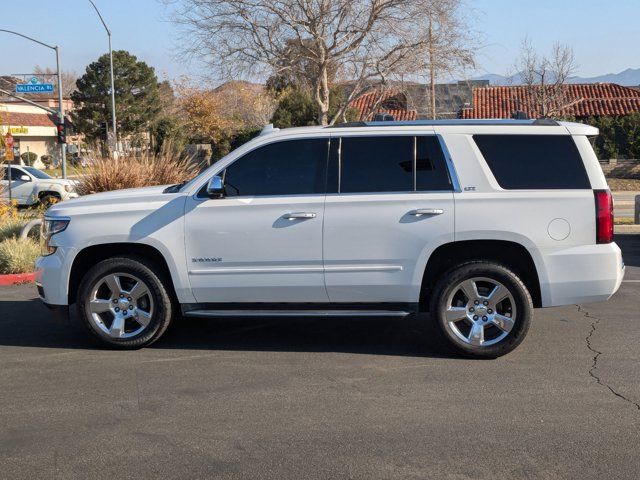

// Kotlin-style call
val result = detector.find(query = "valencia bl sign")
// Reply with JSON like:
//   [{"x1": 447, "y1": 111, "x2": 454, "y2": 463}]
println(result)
[{"x1": 16, "y1": 77, "x2": 54, "y2": 94}]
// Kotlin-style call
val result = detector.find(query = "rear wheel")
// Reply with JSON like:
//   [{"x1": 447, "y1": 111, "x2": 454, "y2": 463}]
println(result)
[
  {"x1": 429, "y1": 262, "x2": 532, "y2": 358},
  {"x1": 77, "y1": 256, "x2": 175, "y2": 349}
]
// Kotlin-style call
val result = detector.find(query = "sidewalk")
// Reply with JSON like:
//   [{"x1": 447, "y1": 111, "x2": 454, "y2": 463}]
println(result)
[{"x1": 613, "y1": 190, "x2": 639, "y2": 219}]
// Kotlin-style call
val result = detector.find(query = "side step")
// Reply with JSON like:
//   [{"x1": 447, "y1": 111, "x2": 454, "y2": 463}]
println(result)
[{"x1": 183, "y1": 310, "x2": 411, "y2": 318}]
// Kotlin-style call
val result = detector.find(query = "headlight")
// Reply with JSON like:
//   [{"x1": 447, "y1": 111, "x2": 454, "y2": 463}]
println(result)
[{"x1": 41, "y1": 216, "x2": 70, "y2": 256}]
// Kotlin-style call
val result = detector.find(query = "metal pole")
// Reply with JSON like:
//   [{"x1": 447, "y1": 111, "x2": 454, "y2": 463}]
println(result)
[
  {"x1": 108, "y1": 32, "x2": 117, "y2": 154},
  {"x1": 88, "y1": 0, "x2": 117, "y2": 157},
  {"x1": 55, "y1": 46, "x2": 67, "y2": 179}
]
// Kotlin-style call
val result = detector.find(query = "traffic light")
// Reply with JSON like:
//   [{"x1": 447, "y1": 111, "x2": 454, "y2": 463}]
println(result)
[
  {"x1": 57, "y1": 122, "x2": 66, "y2": 144},
  {"x1": 99, "y1": 122, "x2": 108, "y2": 140}
]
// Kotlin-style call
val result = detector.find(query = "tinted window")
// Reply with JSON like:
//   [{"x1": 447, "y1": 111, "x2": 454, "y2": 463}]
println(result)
[
  {"x1": 223, "y1": 139, "x2": 328, "y2": 197},
  {"x1": 23, "y1": 167, "x2": 51, "y2": 179},
  {"x1": 416, "y1": 136, "x2": 452, "y2": 191},
  {"x1": 340, "y1": 136, "x2": 414, "y2": 193},
  {"x1": 473, "y1": 134, "x2": 590, "y2": 189},
  {"x1": 2, "y1": 167, "x2": 26, "y2": 180}
]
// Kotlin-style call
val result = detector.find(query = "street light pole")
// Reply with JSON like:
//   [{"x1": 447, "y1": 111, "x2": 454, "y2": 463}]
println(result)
[
  {"x1": 0, "y1": 29, "x2": 67, "y2": 178},
  {"x1": 88, "y1": 0, "x2": 117, "y2": 155}
]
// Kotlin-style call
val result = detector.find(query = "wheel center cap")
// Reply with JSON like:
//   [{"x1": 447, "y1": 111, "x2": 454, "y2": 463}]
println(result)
[
  {"x1": 118, "y1": 298, "x2": 130, "y2": 309},
  {"x1": 475, "y1": 305, "x2": 487, "y2": 316}
]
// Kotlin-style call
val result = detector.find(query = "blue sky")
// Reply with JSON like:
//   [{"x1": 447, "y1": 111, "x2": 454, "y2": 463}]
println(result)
[{"x1": 1, "y1": 0, "x2": 639, "y2": 83}]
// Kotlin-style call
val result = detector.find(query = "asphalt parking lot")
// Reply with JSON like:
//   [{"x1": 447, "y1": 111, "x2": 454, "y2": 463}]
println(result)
[{"x1": 1, "y1": 235, "x2": 639, "y2": 480}]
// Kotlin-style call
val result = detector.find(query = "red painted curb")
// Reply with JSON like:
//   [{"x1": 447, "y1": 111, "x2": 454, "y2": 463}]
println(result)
[{"x1": 0, "y1": 272, "x2": 36, "y2": 286}]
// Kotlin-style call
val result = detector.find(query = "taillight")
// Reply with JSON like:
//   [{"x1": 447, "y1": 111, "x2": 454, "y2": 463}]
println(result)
[{"x1": 594, "y1": 189, "x2": 613, "y2": 244}]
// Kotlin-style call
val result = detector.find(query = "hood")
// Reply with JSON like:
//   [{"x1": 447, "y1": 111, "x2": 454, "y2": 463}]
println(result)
[
  {"x1": 41, "y1": 177, "x2": 77, "y2": 186},
  {"x1": 46, "y1": 184, "x2": 180, "y2": 217}
]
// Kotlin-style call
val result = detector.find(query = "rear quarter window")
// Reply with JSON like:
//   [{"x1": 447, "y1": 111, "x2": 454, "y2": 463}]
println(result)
[{"x1": 473, "y1": 134, "x2": 591, "y2": 189}]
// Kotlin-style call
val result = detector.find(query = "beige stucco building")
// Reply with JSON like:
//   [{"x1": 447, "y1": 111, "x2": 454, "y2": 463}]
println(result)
[{"x1": 1, "y1": 99, "x2": 73, "y2": 165}]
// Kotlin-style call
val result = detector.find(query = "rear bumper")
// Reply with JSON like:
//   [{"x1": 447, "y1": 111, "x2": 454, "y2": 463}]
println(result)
[{"x1": 539, "y1": 242, "x2": 625, "y2": 307}]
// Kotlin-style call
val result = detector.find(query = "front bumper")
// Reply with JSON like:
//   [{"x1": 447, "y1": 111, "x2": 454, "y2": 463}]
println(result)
[{"x1": 34, "y1": 246, "x2": 75, "y2": 306}]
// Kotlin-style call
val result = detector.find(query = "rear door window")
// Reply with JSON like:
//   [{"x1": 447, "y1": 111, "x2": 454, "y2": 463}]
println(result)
[
  {"x1": 340, "y1": 136, "x2": 414, "y2": 193},
  {"x1": 338, "y1": 135, "x2": 452, "y2": 193},
  {"x1": 473, "y1": 134, "x2": 590, "y2": 189}
]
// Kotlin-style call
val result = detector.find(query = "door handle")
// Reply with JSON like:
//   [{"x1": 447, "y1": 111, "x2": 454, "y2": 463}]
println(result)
[
  {"x1": 409, "y1": 208, "x2": 444, "y2": 217},
  {"x1": 283, "y1": 212, "x2": 317, "y2": 220}
]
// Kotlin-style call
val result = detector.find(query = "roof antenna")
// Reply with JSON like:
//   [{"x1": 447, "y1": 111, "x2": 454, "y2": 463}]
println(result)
[
  {"x1": 511, "y1": 110, "x2": 529, "y2": 120},
  {"x1": 373, "y1": 113, "x2": 395, "y2": 121}
]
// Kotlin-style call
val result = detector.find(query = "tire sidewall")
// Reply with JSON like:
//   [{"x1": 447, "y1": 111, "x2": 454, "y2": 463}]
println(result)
[
  {"x1": 77, "y1": 257, "x2": 173, "y2": 349},
  {"x1": 431, "y1": 262, "x2": 532, "y2": 358}
]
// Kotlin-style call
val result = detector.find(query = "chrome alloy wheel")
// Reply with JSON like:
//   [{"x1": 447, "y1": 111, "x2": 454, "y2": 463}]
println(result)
[
  {"x1": 86, "y1": 273, "x2": 154, "y2": 339},
  {"x1": 443, "y1": 277, "x2": 517, "y2": 347}
]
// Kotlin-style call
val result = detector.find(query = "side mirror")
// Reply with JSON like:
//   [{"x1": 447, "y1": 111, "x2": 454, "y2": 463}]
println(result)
[
  {"x1": 19, "y1": 174, "x2": 31, "y2": 182},
  {"x1": 206, "y1": 175, "x2": 225, "y2": 198}
]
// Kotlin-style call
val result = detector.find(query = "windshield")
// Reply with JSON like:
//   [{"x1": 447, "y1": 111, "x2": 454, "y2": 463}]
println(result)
[{"x1": 23, "y1": 167, "x2": 52, "y2": 179}]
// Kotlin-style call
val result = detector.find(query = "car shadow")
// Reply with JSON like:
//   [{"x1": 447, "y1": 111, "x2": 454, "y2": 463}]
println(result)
[{"x1": 0, "y1": 298, "x2": 457, "y2": 359}]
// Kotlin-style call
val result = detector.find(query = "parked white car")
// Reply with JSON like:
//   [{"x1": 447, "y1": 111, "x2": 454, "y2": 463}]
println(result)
[
  {"x1": 1, "y1": 165, "x2": 78, "y2": 206},
  {"x1": 35, "y1": 119, "x2": 624, "y2": 357}
]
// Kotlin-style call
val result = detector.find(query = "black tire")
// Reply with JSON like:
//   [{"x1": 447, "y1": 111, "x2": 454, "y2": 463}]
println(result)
[
  {"x1": 39, "y1": 193, "x2": 60, "y2": 207},
  {"x1": 429, "y1": 261, "x2": 532, "y2": 358},
  {"x1": 77, "y1": 255, "x2": 175, "y2": 349}
]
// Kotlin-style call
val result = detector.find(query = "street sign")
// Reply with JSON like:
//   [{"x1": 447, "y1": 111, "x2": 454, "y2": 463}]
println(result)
[
  {"x1": 4, "y1": 132, "x2": 14, "y2": 161},
  {"x1": 16, "y1": 76, "x2": 54, "y2": 94}
]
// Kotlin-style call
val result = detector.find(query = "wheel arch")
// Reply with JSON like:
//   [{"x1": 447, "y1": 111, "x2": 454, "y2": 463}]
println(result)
[
  {"x1": 419, "y1": 240, "x2": 542, "y2": 310},
  {"x1": 38, "y1": 190, "x2": 62, "y2": 199},
  {"x1": 68, "y1": 242, "x2": 178, "y2": 305}
]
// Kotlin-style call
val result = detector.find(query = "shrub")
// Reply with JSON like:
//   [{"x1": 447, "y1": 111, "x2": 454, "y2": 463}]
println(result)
[
  {"x1": 0, "y1": 216, "x2": 25, "y2": 242},
  {"x1": 40, "y1": 155, "x2": 53, "y2": 168},
  {"x1": 0, "y1": 237, "x2": 39, "y2": 274},
  {"x1": 77, "y1": 143, "x2": 201, "y2": 194},
  {"x1": 21, "y1": 151, "x2": 38, "y2": 166}
]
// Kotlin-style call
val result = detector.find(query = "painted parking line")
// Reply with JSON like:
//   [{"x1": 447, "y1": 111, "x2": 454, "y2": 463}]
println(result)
[{"x1": 622, "y1": 280, "x2": 640, "y2": 283}]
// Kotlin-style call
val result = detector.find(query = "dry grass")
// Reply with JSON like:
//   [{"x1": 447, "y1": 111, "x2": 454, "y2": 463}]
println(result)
[
  {"x1": 77, "y1": 144, "x2": 202, "y2": 195},
  {"x1": 0, "y1": 237, "x2": 40, "y2": 274},
  {"x1": 0, "y1": 216, "x2": 26, "y2": 242}
]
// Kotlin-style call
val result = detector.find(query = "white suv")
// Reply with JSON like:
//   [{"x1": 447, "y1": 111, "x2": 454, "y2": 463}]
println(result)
[
  {"x1": 35, "y1": 120, "x2": 624, "y2": 357},
  {"x1": 1, "y1": 165, "x2": 78, "y2": 206}
]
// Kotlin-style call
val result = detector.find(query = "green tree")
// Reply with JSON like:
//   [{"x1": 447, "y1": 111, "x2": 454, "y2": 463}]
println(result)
[{"x1": 71, "y1": 50, "x2": 161, "y2": 142}]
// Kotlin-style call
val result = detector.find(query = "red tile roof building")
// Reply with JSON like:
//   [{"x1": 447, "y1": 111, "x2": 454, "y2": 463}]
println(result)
[
  {"x1": 349, "y1": 89, "x2": 418, "y2": 121},
  {"x1": 460, "y1": 83, "x2": 640, "y2": 119},
  {"x1": 2, "y1": 111, "x2": 57, "y2": 128}
]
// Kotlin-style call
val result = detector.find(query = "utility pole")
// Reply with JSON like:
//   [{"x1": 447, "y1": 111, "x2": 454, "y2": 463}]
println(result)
[{"x1": 88, "y1": 0, "x2": 117, "y2": 156}]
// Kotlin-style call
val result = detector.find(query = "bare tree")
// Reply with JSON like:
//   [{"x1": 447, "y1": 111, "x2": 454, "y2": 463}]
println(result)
[
  {"x1": 423, "y1": 0, "x2": 475, "y2": 119},
  {"x1": 517, "y1": 39, "x2": 578, "y2": 118},
  {"x1": 168, "y1": 0, "x2": 472, "y2": 125}
]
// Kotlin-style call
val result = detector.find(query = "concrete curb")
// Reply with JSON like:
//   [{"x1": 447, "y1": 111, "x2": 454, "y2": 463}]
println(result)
[{"x1": 0, "y1": 272, "x2": 36, "y2": 286}]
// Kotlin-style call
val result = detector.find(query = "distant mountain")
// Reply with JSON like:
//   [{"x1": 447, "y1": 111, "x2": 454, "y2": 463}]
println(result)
[{"x1": 472, "y1": 68, "x2": 640, "y2": 87}]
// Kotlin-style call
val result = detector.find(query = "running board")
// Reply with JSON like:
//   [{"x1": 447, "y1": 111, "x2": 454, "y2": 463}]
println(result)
[{"x1": 183, "y1": 309, "x2": 411, "y2": 318}]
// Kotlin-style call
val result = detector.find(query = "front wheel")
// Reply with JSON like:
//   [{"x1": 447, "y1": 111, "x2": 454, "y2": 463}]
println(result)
[
  {"x1": 429, "y1": 262, "x2": 533, "y2": 358},
  {"x1": 77, "y1": 256, "x2": 175, "y2": 349}
]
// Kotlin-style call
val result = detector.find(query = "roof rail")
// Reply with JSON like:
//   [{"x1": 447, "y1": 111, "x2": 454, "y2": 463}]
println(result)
[
  {"x1": 259, "y1": 123, "x2": 280, "y2": 136},
  {"x1": 327, "y1": 119, "x2": 560, "y2": 128}
]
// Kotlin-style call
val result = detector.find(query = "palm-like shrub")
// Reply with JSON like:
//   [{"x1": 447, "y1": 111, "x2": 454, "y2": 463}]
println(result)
[{"x1": 77, "y1": 144, "x2": 201, "y2": 195}]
